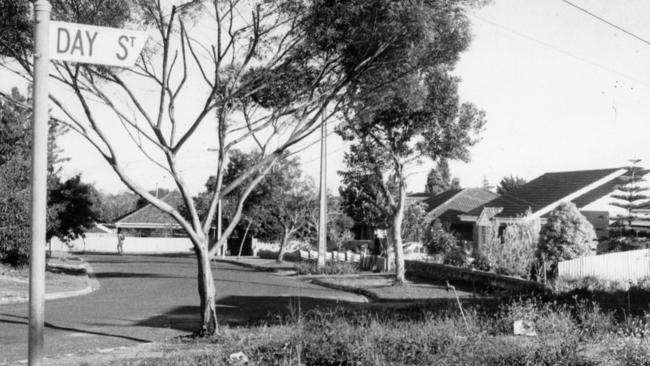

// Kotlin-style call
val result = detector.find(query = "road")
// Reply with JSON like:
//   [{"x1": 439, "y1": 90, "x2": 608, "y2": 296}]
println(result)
[{"x1": 0, "y1": 254, "x2": 365, "y2": 364}]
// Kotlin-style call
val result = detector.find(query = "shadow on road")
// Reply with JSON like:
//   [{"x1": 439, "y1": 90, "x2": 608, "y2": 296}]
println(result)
[
  {"x1": 92, "y1": 272, "x2": 191, "y2": 279},
  {"x1": 134, "y1": 295, "x2": 361, "y2": 332},
  {"x1": 0, "y1": 313, "x2": 150, "y2": 343}
]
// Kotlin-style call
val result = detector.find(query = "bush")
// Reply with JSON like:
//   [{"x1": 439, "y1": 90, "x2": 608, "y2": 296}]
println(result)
[
  {"x1": 294, "y1": 261, "x2": 359, "y2": 275},
  {"x1": 537, "y1": 202, "x2": 596, "y2": 278},
  {"x1": 257, "y1": 249, "x2": 279, "y2": 260},
  {"x1": 483, "y1": 215, "x2": 539, "y2": 279},
  {"x1": 443, "y1": 246, "x2": 467, "y2": 267},
  {"x1": 423, "y1": 221, "x2": 458, "y2": 255},
  {"x1": 0, "y1": 188, "x2": 30, "y2": 267},
  {"x1": 257, "y1": 249, "x2": 303, "y2": 262},
  {"x1": 470, "y1": 253, "x2": 491, "y2": 271},
  {"x1": 554, "y1": 275, "x2": 650, "y2": 293}
]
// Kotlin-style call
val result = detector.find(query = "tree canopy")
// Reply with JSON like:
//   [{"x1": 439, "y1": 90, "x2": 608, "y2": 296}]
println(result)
[
  {"x1": 336, "y1": 0, "x2": 486, "y2": 282},
  {"x1": 0, "y1": 87, "x2": 98, "y2": 265},
  {"x1": 496, "y1": 175, "x2": 527, "y2": 195},
  {"x1": 425, "y1": 159, "x2": 460, "y2": 194}
]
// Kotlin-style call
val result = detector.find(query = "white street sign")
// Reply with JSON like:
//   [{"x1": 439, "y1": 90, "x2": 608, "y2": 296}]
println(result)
[{"x1": 49, "y1": 21, "x2": 148, "y2": 67}]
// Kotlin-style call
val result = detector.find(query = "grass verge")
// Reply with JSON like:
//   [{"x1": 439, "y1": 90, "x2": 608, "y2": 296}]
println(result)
[{"x1": 84, "y1": 297, "x2": 650, "y2": 366}]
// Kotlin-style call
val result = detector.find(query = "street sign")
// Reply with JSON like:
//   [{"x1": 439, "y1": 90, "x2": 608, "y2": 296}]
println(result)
[{"x1": 49, "y1": 21, "x2": 148, "y2": 67}]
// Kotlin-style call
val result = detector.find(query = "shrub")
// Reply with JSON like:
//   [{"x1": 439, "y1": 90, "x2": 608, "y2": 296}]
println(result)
[
  {"x1": 423, "y1": 221, "x2": 458, "y2": 255},
  {"x1": 554, "y1": 275, "x2": 650, "y2": 293},
  {"x1": 258, "y1": 249, "x2": 303, "y2": 262},
  {"x1": 257, "y1": 249, "x2": 279, "y2": 260},
  {"x1": 483, "y1": 215, "x2": 539, "y2": 279},
  {"x1": 537, "y1": 202, "x2": 596, "y2": 278},
  {"x1": 294, "y1": 261, "x2": 359, "y2": 275},
  {"x1": 0, "y1": 188, "x2": 30, "y2": 267},
  {"x1": 470, "y1": 253, "x2": 491, "y2": 271},
  {"x1": 443, "y1": 246, "x2": 467, "y2": 267}
]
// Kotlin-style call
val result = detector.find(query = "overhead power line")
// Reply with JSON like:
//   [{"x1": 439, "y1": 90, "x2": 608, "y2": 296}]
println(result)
[
  {"x1": 469, "y1": 13, "x2": 650, "y2": 89},
  {"x1": 560, "y1": 0, "x2": 650, "y2": 46}
]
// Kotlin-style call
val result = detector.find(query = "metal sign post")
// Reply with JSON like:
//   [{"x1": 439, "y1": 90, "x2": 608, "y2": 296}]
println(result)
[
  {"x1": 27, "y1": 10, "x2": 148, "y2": 365},
  {"x1": 29, "y1": 1, "x2": 51, "y2": 365}
]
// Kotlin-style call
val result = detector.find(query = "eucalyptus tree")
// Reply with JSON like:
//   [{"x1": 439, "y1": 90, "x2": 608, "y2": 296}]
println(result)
[
  {"x1": 334, "y1": 0, "x2": 487, "y2": 283},
  {"x1": 0, "y1": 0, "x2": 416, "y2": 334}
]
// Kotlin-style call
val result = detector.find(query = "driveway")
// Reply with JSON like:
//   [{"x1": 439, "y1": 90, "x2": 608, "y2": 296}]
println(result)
[{"x1": 0, "y1": 254, "x2": 365, "y2": 364}]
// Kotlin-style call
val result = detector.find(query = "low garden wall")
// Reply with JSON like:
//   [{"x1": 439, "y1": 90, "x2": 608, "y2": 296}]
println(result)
[{"x1": 405, "y1": 260, "x2": 547, "y2": 294}]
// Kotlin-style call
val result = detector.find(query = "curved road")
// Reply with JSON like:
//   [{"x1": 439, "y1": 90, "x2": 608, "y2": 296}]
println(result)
[{"x1": 0, "y1": 255, "x2": 365, "y2": 364}]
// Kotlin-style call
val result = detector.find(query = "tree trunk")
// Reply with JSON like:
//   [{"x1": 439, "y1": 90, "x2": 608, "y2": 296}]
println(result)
[
  {"x1": 238, "y1": 221, "x2": 252, "y2": 258},
  {"x1": 277, "y1": 229, "x2": 290, "y2": 262},
  {"x1": 196, "y1": 242, "x2": 218, "y2": 336},
  {"x1": 391, "y1": 188, "x2": 407, "y2": 284}
]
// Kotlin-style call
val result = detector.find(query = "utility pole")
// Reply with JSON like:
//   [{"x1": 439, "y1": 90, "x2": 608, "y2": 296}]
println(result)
[
  {"x1": 317, "y1": 112, "x2": 327, "y2": 268},
  {"x1": 218, "y1": 199, "x2": 224, "y2": 257},
  {"x1": 29, "y1": 1, "x2": 50, "y2": 365}
]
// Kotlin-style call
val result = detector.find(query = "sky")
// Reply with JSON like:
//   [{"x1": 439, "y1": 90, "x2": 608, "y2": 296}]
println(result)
[{"x1": 6, "y1": 0, "x2": 650, "y2": 196}]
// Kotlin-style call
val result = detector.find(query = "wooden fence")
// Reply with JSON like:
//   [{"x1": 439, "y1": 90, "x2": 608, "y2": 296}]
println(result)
[
  {"x1": 558, "y1": 249, "x2": 650, "y2": 281},
  {"x1": 297, "y1": 249, "x2": 390, "y2": 271}
]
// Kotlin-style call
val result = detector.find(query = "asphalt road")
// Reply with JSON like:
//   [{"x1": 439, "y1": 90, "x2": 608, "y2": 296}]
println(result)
[{"x1": 0, "y1": 254, "x2": 365, "y2": 364}]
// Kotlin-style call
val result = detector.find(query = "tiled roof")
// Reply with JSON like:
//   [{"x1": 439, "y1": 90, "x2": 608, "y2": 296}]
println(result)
[
  {"x1": 467, "y1": 168, "x2": 626, "y2": 218},
  {"x1": 115, "y1": 192, "x2": 184, "y2": 228},
  {"x1": 419, "y1": 188, "x2": 498, "y2": 222}
]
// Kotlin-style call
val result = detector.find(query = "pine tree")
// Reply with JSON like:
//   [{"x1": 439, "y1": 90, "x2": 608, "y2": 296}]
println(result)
[
  {"x1": 610, "y1": 159, "x2": 650, "y2": 235},
  {"x1": 424, "y1": 159, "x2": 461, "y2": 194},
  {"x1": 481, "y1": 176, "x2": 494, "y2": 192}
]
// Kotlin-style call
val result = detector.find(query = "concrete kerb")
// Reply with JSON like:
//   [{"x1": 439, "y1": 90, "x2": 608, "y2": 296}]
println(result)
[
  {"x1": 213, "y1": 258, "x2": 298, "y2": 276},
  {"x1": 0, "y1": 257, "x2": 100, "y2": 306},
  {"x1": 308, "y1": 278, "x2": 379, "y2": 301}
]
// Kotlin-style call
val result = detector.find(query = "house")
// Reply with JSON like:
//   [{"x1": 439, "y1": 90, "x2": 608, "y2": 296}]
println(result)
[
  {"x1": 351, "y1": 188, "x2": 496, "y2": 242},
  {"x1": 460, "y1": 167, "x2": 650, "y2": 250},
  {"x1": 416, "y1": 188, "x2": 498, "y2": 241},
  {"x1": 114, "y1": 192, "x2": 185, "y2": 237}
]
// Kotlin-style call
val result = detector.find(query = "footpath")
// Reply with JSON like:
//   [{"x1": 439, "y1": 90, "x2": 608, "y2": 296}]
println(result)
[{"x1": 0, "y1": 254, "x2": 99, "y2": 305}]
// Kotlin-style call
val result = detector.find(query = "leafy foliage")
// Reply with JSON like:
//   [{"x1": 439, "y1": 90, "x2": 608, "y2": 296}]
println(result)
[
  {"x1": 423, "y1": 221, "x2": 459, "y2": 256},
  {"x1": 537, "y1": 202, "x2": 596, "y2": 278},
  {"x1": 483, "y1": 215, "x2": 540, "y2": 279},
  {"x1": 496, "y1": 175, "x2": 527, "y2": 195},
  {"x1": 443, "y1": 246, "x2": 468, "y2": 267},
  {"x1": 325, "y1": 197, "x2": 355, "y2": 251},
  {"x1": 425, "y1": 159, "x2": 460, "y2": 194},
  {"x1": 338, "y1": 143, "x2": 395, "y2": 230},
  {"x1": 402, "y1": 201, "x2": 429, "y2": 242},
  {"x1": 334, "y1": 0, "x2": 486, "y2": 282},
  {"x1": 0, "y1": 88, "x2": 97, "y2": 265},
  {"x1": 94, "y1": 191, "x2": 140, "y2": 222},
  {"x1": 47, "y1": 175, "x2": 101, "y2": 243}
]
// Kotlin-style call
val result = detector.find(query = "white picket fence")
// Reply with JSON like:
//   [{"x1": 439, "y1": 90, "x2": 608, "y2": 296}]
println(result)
[{"x1": 558, "y1": 249, "x2": 650, "y2": 281}]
